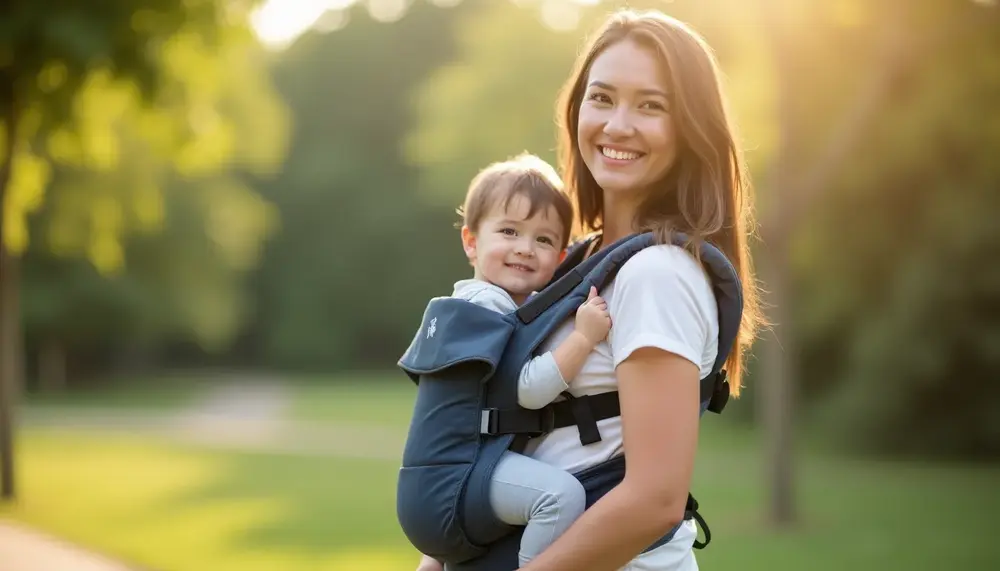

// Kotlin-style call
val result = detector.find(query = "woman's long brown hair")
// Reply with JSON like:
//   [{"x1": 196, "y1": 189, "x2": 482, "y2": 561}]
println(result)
[{"x1": 557, "y1": 10, "x2": 763, "y2": 396}]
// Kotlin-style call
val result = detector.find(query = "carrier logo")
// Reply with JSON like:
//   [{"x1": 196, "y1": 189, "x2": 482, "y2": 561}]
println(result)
[{"x1": 426, "y1": 317, "x2": 437, "y2": 339}]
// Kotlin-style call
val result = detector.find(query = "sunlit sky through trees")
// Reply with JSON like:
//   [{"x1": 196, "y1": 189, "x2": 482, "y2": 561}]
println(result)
[{"x1": 250, "y1": 0, "x2": 603, "y2": 48}]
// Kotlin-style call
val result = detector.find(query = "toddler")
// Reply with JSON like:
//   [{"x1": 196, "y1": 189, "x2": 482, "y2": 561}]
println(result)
[{"x1": 418, "y1": 153, "x2": 611, "y2": 570}]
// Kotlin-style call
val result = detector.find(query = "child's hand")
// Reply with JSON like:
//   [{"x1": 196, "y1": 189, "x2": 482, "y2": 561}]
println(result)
[
  {"x1": 575, "y1": 286, "x2": 611, "y2": 345},
  {"x1": 415, "y1": 554, "x2": 444, "y2": 571}
]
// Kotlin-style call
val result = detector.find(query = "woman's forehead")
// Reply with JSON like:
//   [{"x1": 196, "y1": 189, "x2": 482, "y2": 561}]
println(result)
[{"x1": 587, "y1": 40, "x2": 669, "y2": 94}]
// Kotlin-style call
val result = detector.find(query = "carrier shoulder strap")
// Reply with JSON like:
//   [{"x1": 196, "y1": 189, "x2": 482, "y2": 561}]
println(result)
[
  {"x1": 482, "y1": 232, "x2": 742, "y2": 442},
  {"x1": 515, "y1": 232, "x2": 645, "y2": 324}
]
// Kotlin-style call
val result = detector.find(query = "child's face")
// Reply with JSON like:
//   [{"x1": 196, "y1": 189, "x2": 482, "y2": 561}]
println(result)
[{"x1": 462, "y1": 195, "x2": 567, "y2": 305}]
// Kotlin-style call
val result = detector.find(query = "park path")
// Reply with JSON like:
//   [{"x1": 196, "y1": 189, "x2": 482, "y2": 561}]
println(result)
[
  {"x1": 17, "y1": 378, "x2": 407, "y2": 461},
  {"x1": 0, "y1": 520, "x2": 139, "y2": 571},
  {"x1": 3, "y1": 376, "x2": 408, "y2": 570}
]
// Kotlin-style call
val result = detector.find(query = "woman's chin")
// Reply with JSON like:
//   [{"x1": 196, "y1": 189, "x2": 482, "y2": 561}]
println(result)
[{"x1": 593, "y1": 173, "x2": 643, "y2": 195}]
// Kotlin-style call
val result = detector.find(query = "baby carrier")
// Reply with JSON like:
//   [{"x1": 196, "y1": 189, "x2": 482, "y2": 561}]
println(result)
[{"x1": 396, "y1": 231, "x2": 743, "y2": 570}]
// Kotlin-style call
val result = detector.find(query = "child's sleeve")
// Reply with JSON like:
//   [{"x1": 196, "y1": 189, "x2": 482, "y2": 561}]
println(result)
[{"x1": 516, "y1": 353, "x2": 569, "y2": 410}]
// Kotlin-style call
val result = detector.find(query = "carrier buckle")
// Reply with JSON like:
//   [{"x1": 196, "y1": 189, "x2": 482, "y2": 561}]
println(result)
[
  {"x1": 537, "y1": 406, "x2": 556, "y2": 435},
  {"x1": 479, "y1": 407, "x2": 556, "y2": 436},
  {"x1": 480, "y1": 408, "x2": 499, "y2": 435}
]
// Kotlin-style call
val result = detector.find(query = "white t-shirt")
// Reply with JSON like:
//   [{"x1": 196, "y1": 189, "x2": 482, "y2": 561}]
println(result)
[{"x1": 522, "y1": 244, "x2": 720, "y2": 571}]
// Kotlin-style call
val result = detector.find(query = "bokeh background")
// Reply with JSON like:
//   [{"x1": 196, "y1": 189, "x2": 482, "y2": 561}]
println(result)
[{"x1": 0, "y1": 0, "x2": 998, "y2": 569}]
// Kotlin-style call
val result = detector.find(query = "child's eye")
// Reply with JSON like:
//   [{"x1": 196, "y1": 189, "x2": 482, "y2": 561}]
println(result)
[
  {"x1": 537, "y1": 236, "x2": 554, "y2": 246},
  {"x1": 499, "y1": 227, "x2": 516, "y2": 236}
]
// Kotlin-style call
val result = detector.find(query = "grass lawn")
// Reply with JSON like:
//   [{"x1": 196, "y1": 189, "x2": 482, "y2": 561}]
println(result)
[
  {"x1": 21, "y1": 373, "x2": 209, "y2": 411},
  {"x1": 287, "y1": 372, "x2": 417, "y2": 429},
  {"x1": 2, "y1": 431, "x2": 418, "y2": 571},
  {"x1": 4, "y1": 377, "x2": 999, "y2": 570}
]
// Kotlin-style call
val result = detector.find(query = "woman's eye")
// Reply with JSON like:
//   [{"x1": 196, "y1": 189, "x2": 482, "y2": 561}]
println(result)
[
  {"x1": 586, "y1": 92, "x2": 612, "y2": 104},
  {"x1": 640, "y1": 101, "x2": 666, "y2": 111}
]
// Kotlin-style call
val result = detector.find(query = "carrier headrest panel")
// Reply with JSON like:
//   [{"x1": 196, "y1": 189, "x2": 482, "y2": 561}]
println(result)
[{"x1": 398, "y1": 297, "x2": 516, "y2": 384}]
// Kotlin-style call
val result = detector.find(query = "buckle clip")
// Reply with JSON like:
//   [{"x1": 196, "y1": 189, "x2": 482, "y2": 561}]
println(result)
[
  {"x1": 537, "y1": 406, "x2": 556, "y2": 435},
  {"x1": 480, "y1": 408, "x2": 498, "y2": 435},
  {"x1": 707, "y1": 370, "x2": 730, "y2": 414}
]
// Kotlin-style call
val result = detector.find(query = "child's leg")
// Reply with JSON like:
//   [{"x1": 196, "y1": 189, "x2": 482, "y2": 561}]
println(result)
[{"x1": 487, "y1": 451, "x2": 587, "y2": 566}]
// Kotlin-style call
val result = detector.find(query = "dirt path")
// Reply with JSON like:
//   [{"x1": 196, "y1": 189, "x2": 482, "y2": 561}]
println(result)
[
  {"x1": 0, "y1": 521, "x2": 141, "y2": 571},
  {"x1": 18, "y1": 379, "x2": 406, "y2": 461}
]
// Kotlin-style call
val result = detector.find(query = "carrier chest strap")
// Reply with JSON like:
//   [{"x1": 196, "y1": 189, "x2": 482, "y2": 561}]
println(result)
[
  {"x1": 481, "y1": 370, "x2": 730, "y2": 443},
  {"x1": 480, "y1": 391, "x2": 619, "y2": 442}
]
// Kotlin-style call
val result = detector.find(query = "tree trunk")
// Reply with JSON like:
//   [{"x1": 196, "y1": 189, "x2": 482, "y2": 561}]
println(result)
[
  {"x1": 757, "y1": 234, "x2": 796, "y2": 526},
  {"x1": 38, "y1": 338, "x2": 67, "y2": 392},
  {"x1": 0, "y1": 249, "x2": 20, "y2": 502},
  {"x1": 0, "y1": 68, "x2": 18, "y2": 501},
  {"x1": 757, "y1": 0, "x2": 912, "y2": 527},
  {"x1": 755, "y1": 0, "x2": 801, "y2": 527}
]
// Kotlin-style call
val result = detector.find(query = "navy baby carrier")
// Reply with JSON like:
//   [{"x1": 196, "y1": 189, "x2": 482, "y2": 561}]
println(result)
[{"x1": 396, "y1": 231, "x2": 743, "y2": 570}]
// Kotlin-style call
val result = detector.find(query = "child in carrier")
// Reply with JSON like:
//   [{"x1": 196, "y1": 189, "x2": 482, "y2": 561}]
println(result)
[{"x1": 416, "y1": 153, "x2": 611, "y2": 571}]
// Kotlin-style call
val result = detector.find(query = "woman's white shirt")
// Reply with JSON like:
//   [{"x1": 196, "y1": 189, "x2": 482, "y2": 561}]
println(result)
[{"x1": 522, "y1": 243, "x2": 720, "y2": 571}]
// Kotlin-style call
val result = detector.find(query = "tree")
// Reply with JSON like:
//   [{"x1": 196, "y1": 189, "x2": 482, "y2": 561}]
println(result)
[
  {"x1": 750, "y1": 0, "x2": 998, "y2": 524},
  {"x1": 0, "y1": 0, "x2": 281, "y2": 500},
  {"x1": 246, "y1": 1, "x2": 471, "y2": 372}
]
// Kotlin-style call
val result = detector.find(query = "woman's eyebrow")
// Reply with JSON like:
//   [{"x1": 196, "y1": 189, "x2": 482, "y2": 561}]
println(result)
[{"x1": 588, "y1": 80, "x2": 669, "y2": 98}]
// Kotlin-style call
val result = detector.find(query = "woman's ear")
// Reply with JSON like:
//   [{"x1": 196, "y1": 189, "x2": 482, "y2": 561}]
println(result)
[{"x1": 460, "y1": 225, "x2": 477, "y2": 265}]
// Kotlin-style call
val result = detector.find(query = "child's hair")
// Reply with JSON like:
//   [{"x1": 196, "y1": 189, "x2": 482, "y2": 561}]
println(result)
[{"x1": 457, "y1": 153, "x2": 574, "y2": 249}]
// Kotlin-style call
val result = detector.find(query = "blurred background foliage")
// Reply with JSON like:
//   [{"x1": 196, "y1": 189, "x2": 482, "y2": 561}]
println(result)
[
  {"x1": 1, "y1": 0, "x2": 998, "y2": 569},
  {"x1": 8, "y1": 0, "x2": 990, "y2": 458}
]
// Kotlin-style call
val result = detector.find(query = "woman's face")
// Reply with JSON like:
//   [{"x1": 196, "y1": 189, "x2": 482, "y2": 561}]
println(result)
[{"x1": 577, "y1": 38, "x2": 678, "y2": 202}]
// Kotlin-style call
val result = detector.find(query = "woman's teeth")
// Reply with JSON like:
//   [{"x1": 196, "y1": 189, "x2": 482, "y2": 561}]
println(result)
[{"x1": 601, "y1": 146, "x2": 641, "y2": 160}]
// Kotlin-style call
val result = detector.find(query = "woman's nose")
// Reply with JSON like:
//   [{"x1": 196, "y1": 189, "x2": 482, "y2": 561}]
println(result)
[{"x1": 603, "y1": 106, "x2": 635, "y2": 138}]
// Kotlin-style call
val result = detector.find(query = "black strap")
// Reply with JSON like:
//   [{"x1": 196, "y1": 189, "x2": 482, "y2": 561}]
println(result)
[
  {"x1": 686, "y1": 493, "x2": 712, "y2": 549},
  {"x1": 481, "y1": 370, "x2": 731, "y2": 439},
  {"x1": 481, "y1": 391, "x2": 619, "y2": 438},
  {"x1": 515, "y1": 269, "x2": 583, "y2": 324},
  {"x1": 562, "y1": 392, "x2": 603, "y2": 445},
  {"x1": 706, "y1": 369, "x2": 730, "y2": 414}
]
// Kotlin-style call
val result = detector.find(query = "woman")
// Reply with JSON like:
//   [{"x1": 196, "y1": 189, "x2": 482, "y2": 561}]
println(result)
[
  {"x1": 419, "y1": 8, "x2": 761, "y2": 571},
  {"x1": 518, "y1": 8, "x2": 762, "y2": 570}
]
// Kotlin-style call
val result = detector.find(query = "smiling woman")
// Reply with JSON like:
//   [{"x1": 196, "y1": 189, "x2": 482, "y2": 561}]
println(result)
[{"x1": 577, "y1": 39, "x2": 679, "y2": 219}]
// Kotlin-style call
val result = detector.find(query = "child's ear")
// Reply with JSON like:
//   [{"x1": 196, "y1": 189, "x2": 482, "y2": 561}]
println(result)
[{"x1": 460, "y1": 226, "x2": 477, "y2": 264}]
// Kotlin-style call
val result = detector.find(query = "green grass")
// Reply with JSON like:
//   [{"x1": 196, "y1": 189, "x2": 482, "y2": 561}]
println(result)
[
  {"x1": 2, "y1": 431, "x2": 418, "y2": 571},
  {"x1": 21, "y1": 373, "x2": 207, "y2": 411},
  {"x1": 287, "y1": 373, "x2": 417, "y2": 428},
  {"x1": 690, "y1": 434, "x2": 1000, "y2": 570},
  {"x1": 4, "y1": 377, "x2": 999, "y2": 571}
]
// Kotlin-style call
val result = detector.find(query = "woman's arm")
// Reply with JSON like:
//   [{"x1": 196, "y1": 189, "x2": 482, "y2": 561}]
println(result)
[
  {"x1": 519, "y1": 346, "x2": 701, "y2": 571},
  {"x1": 521, "y1": 245, "x2": 713, "y2": 571}
]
